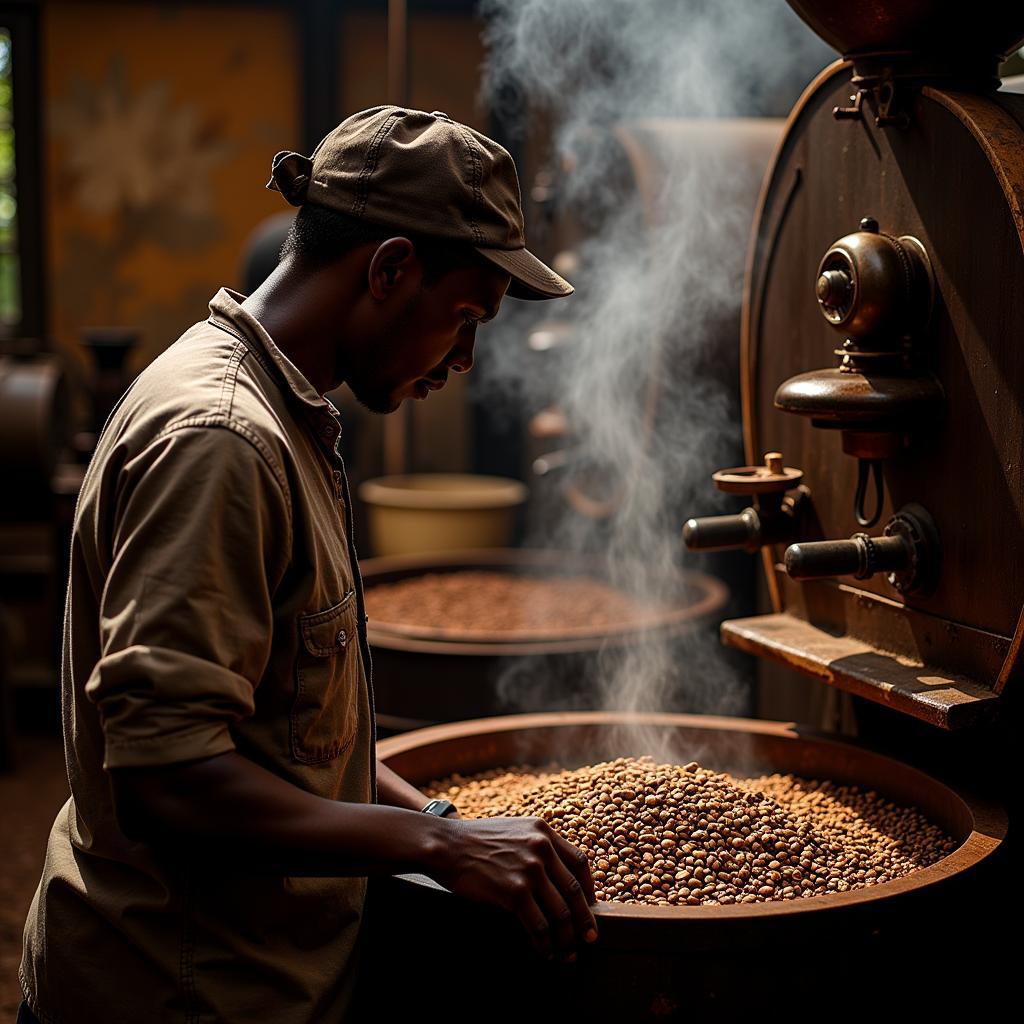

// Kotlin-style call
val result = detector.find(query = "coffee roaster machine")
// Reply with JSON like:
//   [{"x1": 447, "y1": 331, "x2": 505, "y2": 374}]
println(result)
[{"x1": 364, "y1": 3, "x2": 1017, "y2": 1016}]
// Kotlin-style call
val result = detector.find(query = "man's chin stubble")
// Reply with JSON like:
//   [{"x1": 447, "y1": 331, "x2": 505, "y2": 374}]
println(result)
[{"x1": 349, "y1": 384, "x2": 401, "y2": 415}]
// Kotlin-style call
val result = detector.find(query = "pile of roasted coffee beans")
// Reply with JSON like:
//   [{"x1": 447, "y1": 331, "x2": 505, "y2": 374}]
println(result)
[
  {"x1": 426, "y1": 756, "x2": 955, "y2": 905},
  {"x1": 365, "y1": 572, "x2": 660, "y2": 633}
]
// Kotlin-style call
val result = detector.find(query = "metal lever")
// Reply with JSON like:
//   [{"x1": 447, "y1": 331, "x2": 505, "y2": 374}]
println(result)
[
  {"x1": 683, "y1": 508, "x2": 762, "y2": 553},
  {"x1": 786, "y1": 533, "x2": 908, "y2": 579},
  {"x1": 683, "y1": 452, "x2": 806, "y2": 554},
  {"x1": 784, "y1": 503, "x2": 939, "y2": 595}
]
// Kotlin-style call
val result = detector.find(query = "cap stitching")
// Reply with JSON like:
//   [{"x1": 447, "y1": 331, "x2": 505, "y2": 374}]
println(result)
[
  {"x1": 354, "y1": 113, "x2": 402, "y2": 219},
  {"x1": 453, "y1": 124, "x2": 485, "y2": 246},
  {"x1": 353, "y1": 114, "x2": 399, "y2": 218}
]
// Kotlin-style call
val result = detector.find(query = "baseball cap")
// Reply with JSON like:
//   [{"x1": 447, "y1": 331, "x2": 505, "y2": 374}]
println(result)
[{"x1": 266, "y1": 105, "x2": 573, "y2": 301}]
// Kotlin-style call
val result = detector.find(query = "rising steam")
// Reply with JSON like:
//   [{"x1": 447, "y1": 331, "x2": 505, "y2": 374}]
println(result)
[{"x1": 475, "y1": 0, "x2": 832, "y2": 733}]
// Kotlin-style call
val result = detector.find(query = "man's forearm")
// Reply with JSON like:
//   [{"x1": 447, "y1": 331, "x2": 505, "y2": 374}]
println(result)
[
  {"x1": 114, "y1": 750, "x2": 600, "y2": 961},
  {"x1": 376, "y1": 758, "x2": 431, "y2": 811},
  {"x1": 112, "y1": 751, "x2": 451, "y2": 877}
]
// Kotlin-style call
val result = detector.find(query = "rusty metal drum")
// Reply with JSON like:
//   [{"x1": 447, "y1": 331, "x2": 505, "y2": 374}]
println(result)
[{"x1": 360, "y1": 549, "x2": 729, "y2": 733}]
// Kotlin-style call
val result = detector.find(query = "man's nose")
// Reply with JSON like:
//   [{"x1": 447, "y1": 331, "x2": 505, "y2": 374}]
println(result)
[{"x1": 449, "y1": 335, "x2": 475, "y2": 374}]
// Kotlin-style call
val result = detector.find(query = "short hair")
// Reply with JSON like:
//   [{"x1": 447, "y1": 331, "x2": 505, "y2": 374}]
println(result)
[{"x1": 279, "y1": 203, "x2": 489, "y2": 285}]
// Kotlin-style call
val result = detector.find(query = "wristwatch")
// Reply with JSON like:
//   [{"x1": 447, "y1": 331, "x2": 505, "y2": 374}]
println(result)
[{"x1": 421, "y1": 799, "x2": 457, "y2": 818}]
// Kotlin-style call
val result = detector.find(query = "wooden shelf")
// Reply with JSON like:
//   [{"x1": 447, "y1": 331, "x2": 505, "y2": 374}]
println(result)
[{"x1": 721, "y1": 613, "x2": 1001, "y2": 731}]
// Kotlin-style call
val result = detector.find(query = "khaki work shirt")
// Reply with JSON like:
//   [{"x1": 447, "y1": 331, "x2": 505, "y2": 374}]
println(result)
[{"x1": 21, "y1": 288, "x2": 377, "y2": 1023}]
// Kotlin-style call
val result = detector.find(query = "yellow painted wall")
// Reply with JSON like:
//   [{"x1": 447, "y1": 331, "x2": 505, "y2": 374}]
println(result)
[
  {"x1": 44, "y1": 2, "x2": 299, "y2": 376},
  {"x1": 42, "y1": 2, "x2": 492, "y2": 486}
]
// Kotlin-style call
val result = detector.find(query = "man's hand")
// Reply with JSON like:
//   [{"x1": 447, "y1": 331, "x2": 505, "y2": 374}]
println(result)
[
  {"x1": 373, "y1": 759, "x2": 593, "y2": 955},
  {"x1": 426, "y1": 815, "x2": 598, "y2": 962}
]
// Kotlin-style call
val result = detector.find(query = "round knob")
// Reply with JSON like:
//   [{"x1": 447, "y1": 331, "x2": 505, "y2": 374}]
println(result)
[
  {"x1": 712, "y1": 459, "x2": 802, "y2": 495},
  {"x1": 816, "y1": 269, "x2": 853, "y2": 312}
]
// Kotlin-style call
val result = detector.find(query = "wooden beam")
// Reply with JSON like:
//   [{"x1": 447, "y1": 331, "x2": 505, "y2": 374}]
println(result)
[{"x1": 722, "y1": 612, "x2": 1001, "y2": 731}]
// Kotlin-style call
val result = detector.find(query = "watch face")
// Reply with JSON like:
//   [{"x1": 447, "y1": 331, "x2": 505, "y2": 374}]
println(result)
[{"x1": 423, "y1": 799, "x2": 454, "y2": 817}]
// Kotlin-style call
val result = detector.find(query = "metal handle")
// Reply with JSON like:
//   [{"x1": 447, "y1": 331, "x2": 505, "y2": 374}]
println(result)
[
  {"x1": 785, "y1": 534, "x2": 908, "y2": 580},
  {"x1": 683, "y1": 508, "x2": 761, "y2": 553},
  {"x1": 783, "y1": 504, "x2": 939, "y2": 595}
]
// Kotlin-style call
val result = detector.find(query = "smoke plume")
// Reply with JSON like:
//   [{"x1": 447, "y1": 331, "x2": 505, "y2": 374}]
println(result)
[{"x1": 475, "y1": 0, "x2": 832, "y2": 740}]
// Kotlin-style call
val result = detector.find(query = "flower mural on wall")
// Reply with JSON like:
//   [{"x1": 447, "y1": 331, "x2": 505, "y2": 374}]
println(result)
[
  {"x1": 44, "y1": 4, "x2": 297, "y2": 378},
  {"x1": 50, "y1": 57, "x2": 233, "y2": 247}
]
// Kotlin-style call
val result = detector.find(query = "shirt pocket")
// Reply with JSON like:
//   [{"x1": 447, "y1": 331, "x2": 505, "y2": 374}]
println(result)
[{"x1": 291, "y1": 590, "x2": 361, "y2": 764}]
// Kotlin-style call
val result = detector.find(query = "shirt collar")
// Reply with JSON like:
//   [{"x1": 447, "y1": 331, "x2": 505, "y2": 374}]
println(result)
[{"x1": 206, "y1": 287, "x2": 341, "y2": 441}]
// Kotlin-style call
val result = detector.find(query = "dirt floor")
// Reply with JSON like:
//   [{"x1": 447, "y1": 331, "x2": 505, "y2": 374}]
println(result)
[{"x1": 0, "y1": 736, "x2": 70, "y2": 1017}]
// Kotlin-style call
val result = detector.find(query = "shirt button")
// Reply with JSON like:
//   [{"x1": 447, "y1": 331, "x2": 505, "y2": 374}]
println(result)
[{"x1": 336, "y1": 629, "x2": 348, "y2": 649}]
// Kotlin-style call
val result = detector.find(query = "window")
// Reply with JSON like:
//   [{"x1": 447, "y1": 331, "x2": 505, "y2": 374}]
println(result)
[
  {"x1": 0, "y1": 4, "x2": 41, "y2": 342},
  {"x1": 0, "y1": 25, "x2": 19, "y2": 328}
]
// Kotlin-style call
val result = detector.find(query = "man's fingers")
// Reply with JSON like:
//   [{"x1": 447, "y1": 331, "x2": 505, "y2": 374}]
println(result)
[
  {"x1": 540, "y1": 847, "x2": 598, "y2": 950},
  {"x1": 532, "y1": 874, "x2": 579, "y2": 961},
  {"x1": 444, "y1": 817, "x2": 599, "y2": 957},
  {"x1": 514, "y1": 890, "x2": 555, "y2": 959},
  {"x1": 551, "y1": 831, "x2": 597, "y2": 905}
]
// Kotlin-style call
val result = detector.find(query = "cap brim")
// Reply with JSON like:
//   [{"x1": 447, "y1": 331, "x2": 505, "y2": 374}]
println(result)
[{"x1": 475, "y1": 246, "x2": 574, "y2": 300}]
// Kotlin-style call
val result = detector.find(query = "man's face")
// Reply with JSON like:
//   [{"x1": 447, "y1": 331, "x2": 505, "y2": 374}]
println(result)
[{"x1": 344, "y1": 258, "x2": 510, "y2": 414}]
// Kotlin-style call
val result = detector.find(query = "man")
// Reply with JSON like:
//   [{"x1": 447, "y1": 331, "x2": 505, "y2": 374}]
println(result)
[{"x1": 19, "y1": 106, "x2": 596, "y2": 1024}]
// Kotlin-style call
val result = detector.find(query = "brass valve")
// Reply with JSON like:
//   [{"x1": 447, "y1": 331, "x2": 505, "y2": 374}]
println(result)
[
  {"x1": 814, "y1": 216, "x2": 933, "y2": 344},
  {"x1": 683, "y1": 452, "x2": 806, "y2": 554},
  {"x1": 784, "y1": 503, "x2": 940, "y2": 595},
  {"x1": 774, "y1": 216, "x2": 943, "y2": 528}
]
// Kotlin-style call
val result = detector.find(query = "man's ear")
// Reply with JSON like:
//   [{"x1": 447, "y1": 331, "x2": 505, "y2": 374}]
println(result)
[{"x1": 368, "y1": 237, "x2": 417, "y2": 298}]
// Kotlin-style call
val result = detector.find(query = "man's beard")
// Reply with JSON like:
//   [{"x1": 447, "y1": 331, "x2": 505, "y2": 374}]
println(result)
[
  {"x1": 349, "y1": 385, "x2": 401, "y2": 415},
  {"x1": 343, "y1": 291, "x2": 423, "y2": 414}
]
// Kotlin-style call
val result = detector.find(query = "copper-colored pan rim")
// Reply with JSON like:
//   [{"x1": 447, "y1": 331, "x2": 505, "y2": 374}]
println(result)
[{"x1": 378, "y1": 711, "x2": 1006, "y2": 921}]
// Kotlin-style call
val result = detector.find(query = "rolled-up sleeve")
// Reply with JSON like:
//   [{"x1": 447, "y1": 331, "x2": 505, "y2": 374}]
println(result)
[{"x1": 86, "y1": 423, "x2": 292, "y2": 769}]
